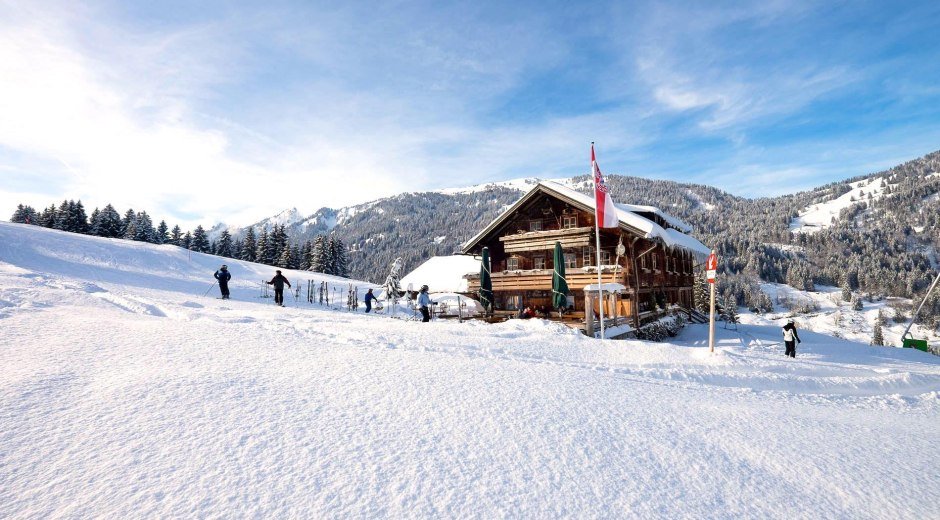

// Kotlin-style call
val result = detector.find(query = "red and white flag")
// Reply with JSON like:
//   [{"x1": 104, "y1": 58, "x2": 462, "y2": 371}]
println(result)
[{"x1": 591, "y1": 143, "x2": 619, "y2": 228}]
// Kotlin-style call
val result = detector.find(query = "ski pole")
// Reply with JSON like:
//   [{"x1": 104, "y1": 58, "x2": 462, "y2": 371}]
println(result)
[{"x1": 203, "y1": 281, "x2": 217, "y2": 297}]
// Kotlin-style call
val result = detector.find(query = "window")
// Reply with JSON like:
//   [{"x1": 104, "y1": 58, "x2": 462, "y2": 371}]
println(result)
[
  {"x1": 582, "y1": 246, "x2": 594, "y2": 266},
  {"x1": 564, "y1": 253, "x2": 577, "y2": 269},
  {"x1": 562, "y1": 214, "x2": 578, "y2": 229},
  {"x1": 665, "y1": 256, "x2": 670, "y2": 273},
  {"x1": 640, "y1": 256, "x2": 648, "y2": 270},
  {"x1": 529, "y1": 220, "x2": 543, "y2": 232},
  {"x1": 652, "y1": 254, "x2": 658, "y2": 271},
  {"x1": 507, "y1": 257, "x2": 520, "y2": 270},
  {"x1": 533, "y1": 255, "x2": 546, "y2": 270},
  {"x1": 599, "y1": 250, "x2": 612, "y2": 266}
]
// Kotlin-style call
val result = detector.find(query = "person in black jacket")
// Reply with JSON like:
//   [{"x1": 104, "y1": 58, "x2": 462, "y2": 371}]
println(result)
[
  {"x1": 214, "y1": 265, "x2": 231, "y2": 299},
  {"x1": 782, "y1": 318, "x2": 801, "y2": 358},
  {"x1": 266, "y1": 270, "x2": 291, "y2": 306}
]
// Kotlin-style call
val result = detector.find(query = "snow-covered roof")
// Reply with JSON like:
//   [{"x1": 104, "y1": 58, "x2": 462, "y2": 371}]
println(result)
[
  {"x1": 462, "y1": 181, "x2": 710, "y2": 260},
  {"x1": 400, "y1": 255, "x2": 482, "y2": 293}
]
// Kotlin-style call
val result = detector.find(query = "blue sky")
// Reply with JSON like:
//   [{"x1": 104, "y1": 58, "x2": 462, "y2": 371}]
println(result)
[{"x1": 1, "y1": 0, "x2": 939, "y2": 226}]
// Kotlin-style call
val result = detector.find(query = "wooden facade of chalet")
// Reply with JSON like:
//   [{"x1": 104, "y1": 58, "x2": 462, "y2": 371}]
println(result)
[{"x1": 462, "y1": 183, "x2": 702, "y2": 328}]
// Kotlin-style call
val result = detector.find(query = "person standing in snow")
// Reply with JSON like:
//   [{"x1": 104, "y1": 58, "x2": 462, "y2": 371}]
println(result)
[
  {"x1": 417, "y1": 285, "x2": 434, "y2": 322},
  {"x1": 364, "y1": 288, "x2": 376, "y2": 313},
  {"x1": 214, "y1": 265, "x2": 231, "y2": 299},
  {"x1": 266, "y1": 270, "x2": 291, "y2": 307},
  {"x1": 782, "y1": 318, "x2": 801, "y2": 358}
]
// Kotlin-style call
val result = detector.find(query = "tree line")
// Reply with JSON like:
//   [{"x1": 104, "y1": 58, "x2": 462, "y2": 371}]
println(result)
[{"x1": 9, "y1": 201, "x2": 350, "y2": 277}]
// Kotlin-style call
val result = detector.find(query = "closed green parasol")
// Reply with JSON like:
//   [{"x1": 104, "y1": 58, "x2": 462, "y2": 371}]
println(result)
[
  {"x1": 479, "y1": 247, "x2": 493, "y2": 315},
  {"x1": 552, "y1": 241, "x2": 569, "y2": 316}
]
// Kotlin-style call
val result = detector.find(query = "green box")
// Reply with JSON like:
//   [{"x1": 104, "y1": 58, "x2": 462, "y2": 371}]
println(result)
[{"x1": 903, "y1": 338, "x2": 930, "y2": 352}]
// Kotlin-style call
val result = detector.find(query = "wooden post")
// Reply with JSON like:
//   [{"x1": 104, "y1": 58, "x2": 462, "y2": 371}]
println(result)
[{"x1": 585, "y1": 292, "x2": 594, "y2": 337}]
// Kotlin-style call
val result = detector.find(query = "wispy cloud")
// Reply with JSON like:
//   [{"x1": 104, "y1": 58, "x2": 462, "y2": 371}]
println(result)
[{"x1": 1, "y1": 0, "x2": 939, "y2": 225}]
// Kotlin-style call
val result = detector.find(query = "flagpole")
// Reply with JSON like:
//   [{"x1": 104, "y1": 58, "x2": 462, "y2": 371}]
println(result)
[{"x1": 593, "y1": 142, "x2": 605, "y2": 339}]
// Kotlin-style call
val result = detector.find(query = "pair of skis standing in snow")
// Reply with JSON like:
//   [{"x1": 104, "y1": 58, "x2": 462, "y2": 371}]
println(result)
[{"x1": 213, "y1": 265, "x2": 291, "y2": 306}]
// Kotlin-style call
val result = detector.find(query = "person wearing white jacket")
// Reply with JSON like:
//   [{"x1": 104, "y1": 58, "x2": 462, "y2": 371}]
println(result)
[
  {"x1": 782, "y1": 318, "x2": 802, "y2": 358},
  {"x1": 417, "y1": 285, "x2": 434, "y2": 322}
]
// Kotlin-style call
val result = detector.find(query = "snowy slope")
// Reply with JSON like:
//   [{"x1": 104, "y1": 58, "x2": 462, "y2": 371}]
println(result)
[
  {"x1": 1, "y1": 222, "x2": 939, "y2": 518},
  {"x1": 790, "y1": 177, "x2": 887, "y2": 233},
  {"x1": 748, "y1": 282, "x2": 939, "y2": 351}
]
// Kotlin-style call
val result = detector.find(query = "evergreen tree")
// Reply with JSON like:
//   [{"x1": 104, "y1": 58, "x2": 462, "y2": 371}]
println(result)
[
  {"x1": 331, "y1": 237, "x2": 348, "y2": 277},
  {"x1": 182, "y1": 231, "x2": 193, "y2": 250},
  {"x1": 132, "y1": 212, "x2": 156, "y2": 242},
  {"x1": 289, "y1": 243, "x2": 302, "y2": 270},
  {"x1": 92, "y1": 204, "x2": 122, "y2": 237},
  {"x1": 216, "y1": 230, "x2": 234, "y2": 258},
  {"x1": 10, "y1": 204, "x2": 39, "y2": 224},
  {"x1": 169, "y1": 225, "x2": 183, "y2": 246},
  {"x1": 53, "y1": 200, "x2": 70, "y2": 230},
  {"x1": 241, "y1": 227, "x2": 257, "y2": 262},
  {"x1": 233, "y1": 238, "x2": 244, "y2": 259},
  {"x1": 191, "y1": 225, "x2": 210, "y2": 253},
  {"x1": 121, "y1": 209, "x2": 137, "y2": 239},
  {"x1": 872, "y1": 310, "x2": 885, "y2": 346},
  {"x1": 840, "y1": 274, "x2": 852, "y2": 302},
  {"x1": 255, "y1": 229, "x2": 270, "y2": 264},
  {"x1": 851, "y1": 295, "x2": 863, "y2": 311},
  {"x1": 276, "y1": 245, "x2": 292, "y2": 269},
  {"x1": 309, "y1": 235, "x2": 328, "y2": 272},
  {"x1": 723, "y1": 293, "x2": 739, "y2": 324},
  {"x1": 155, "y1": 220, "x2": 169, "y2": 244},
  {"x1": 71, "y1": 200, "x2": 90, "y2": 234},
  {"x1": 693, "y1": 272, "x2": 710, "y2": 314},
  {"x1": 269, "y1": 224, "x2": 288, "y2": 264},
  {"x1": 299, "y1": 240, "x2": 312, "y2": 270},
  {"x1": 39, "y1": 204, "x2": 56, "y2": 227}
]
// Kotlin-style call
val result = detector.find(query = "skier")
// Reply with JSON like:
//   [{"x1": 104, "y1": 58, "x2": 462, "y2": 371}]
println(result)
[
  {"x1": 782, "y1": 318, "x2": 801, "y2": 358},
  {"x1": 266, "y1": 270, "x2": 291, "y2": 307},
  {"x1": 417, "y1": 285, "x2": 434, "y2": 322},
  {"x1": 214, "y1": 265, "x2": 231, "y2": 299},
  {"x1": 364, "y1": 288, "x2": 377, "y2": 313}
]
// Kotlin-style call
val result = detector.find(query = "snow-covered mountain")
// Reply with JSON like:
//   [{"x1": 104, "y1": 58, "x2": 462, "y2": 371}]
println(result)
[
  {"x1": 195, "y1": 149, "x2": 940, "y2": 309},
  {"x1": 1, "y1": 220, "x2": 939, "y2": 517}
]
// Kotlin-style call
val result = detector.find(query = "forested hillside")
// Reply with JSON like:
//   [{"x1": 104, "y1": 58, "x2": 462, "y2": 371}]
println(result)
[{"x1": 12, "y1": 150, "x2": 939, "y2": 329}]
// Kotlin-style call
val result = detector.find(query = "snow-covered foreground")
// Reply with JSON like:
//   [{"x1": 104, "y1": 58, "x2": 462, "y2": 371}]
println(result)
[{"x1": 2, "y1": 223, "x2": 940, "y2": 518}]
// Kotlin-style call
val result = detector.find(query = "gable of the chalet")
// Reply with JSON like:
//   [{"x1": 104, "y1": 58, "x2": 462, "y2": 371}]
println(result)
[{"x1": 461, "y1": 181, "x2": 708, "y2": 260}]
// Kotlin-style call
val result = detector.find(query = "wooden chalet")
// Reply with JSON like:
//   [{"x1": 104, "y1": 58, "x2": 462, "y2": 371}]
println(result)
[{"x1": 461, "y1": 181, "x2": 710, "y2": 329}]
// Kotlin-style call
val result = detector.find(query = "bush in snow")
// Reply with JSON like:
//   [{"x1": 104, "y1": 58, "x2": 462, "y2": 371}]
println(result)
[{"x1": 636, "y1": 314, "x2": 686, "y2": 342}]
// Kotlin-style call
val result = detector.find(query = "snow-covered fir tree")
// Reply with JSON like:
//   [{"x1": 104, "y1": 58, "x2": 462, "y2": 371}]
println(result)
[
  {"x1": 722, "y1": 293, "x2": 739, "y2": 324},
  {"x1": 131, "y1": 212, "x2": 156, "y2": 243},
  {"x1": 120, "y1": 208, "x2": 136, "y2": 237},
  {"x1": 155, "y1": 220, "x2": 168, "y2": 244},
  {"x1": 169, "y1": 225, "x2": 183, "y2": 246},
  {"x1": 91, "y1": 204, "x2": 123, "y2": 238},
  {"x1": 10, "y1": 204, "x2": 39, "y2": 224},
  {"x1": 693, "y1": 272, "x2": 709, "y2": 314},
  {"x1": 308, "y1": 235, "x2": 328, "y2": 273},
  {"x1": 241, "y1": 227, "x2": 257, "y2": 263},
  {"x1": 191, "y1": 225, "x2": 210, "y2": 253},
  {"x1": 39, "y1": 204, "x2": 56, "y2": 227},
  {"x1": 872, "y1": 310, "x2": 885, "y2": 346},
  {"x1": 299, "y1": 241, "x2": 312, "y2": 270},
  {"x1": 255, "y1": 229, "x2": 269, "y2": 264},
  {"x1": 275, "y1": 246, "x2": 292, "y2": 269},
  {"x1": 181, "y1": 231, "x2": 193, "y2": 250},
  {"x1": 851, "y1": 295, "x2": 863, "y2": 311},
  {"x1": 216, "y1": 230, "x2": 234, "y2": 258}
]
